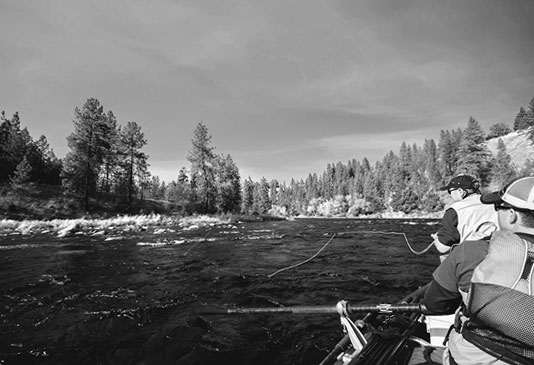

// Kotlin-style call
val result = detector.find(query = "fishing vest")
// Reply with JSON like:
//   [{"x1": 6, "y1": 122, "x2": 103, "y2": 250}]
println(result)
[
  {"x1": 461, "y1": 231, "x2": 534, "y2": 364},
  {"x1": 450, "y1": 194, "x2": 498, "y2": 243}
]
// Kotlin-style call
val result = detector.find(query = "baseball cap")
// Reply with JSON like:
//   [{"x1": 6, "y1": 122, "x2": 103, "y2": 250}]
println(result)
[
  {"x1": 481, "y1": 177, "x2": 534, "y2": 211},
  {"x1": 439, "y1": 175, "x2": 479, "y2": 191}
]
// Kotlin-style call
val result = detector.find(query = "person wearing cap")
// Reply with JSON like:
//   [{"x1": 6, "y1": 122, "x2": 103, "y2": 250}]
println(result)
[
  {"x1": 422, "y1": 176, "x2": 534, "y2": 364},
  {"x1": 431, "y1": 175, "x2": 498, "y2": 259}
]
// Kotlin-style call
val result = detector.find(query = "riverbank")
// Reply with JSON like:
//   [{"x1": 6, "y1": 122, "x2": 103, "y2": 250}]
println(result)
[
  {"x1": 0, "y1": 214, "x2": 225, "y2": 236},
  {"x1": 0, "y1": 210, "x2": 440, "y2": 238}
]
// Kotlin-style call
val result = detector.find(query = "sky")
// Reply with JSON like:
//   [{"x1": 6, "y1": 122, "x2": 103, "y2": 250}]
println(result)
[{"x1": 1, "y1": 0, "x2": 534, "y2": 184}]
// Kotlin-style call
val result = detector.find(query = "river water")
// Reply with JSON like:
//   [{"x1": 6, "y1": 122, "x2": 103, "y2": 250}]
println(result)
[{"x1": 0, "y1": 218, "x2": 440, "y2": 365}]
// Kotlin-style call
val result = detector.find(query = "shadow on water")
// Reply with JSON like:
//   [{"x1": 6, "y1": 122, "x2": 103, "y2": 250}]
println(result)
[{"x1": 0, "y1": 218, "x2": 440, "y2": 364}]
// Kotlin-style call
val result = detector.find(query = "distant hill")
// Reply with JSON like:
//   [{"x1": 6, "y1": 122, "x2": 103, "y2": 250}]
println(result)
[{"x1": 486, "y1": 130, "x2": 533, "y2": 169}]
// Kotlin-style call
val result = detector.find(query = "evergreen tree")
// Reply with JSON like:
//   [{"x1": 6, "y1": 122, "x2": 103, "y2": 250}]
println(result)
[
  {"x1": 10, "y1": 155, "x2": 34, "y2": 205},
  {"x1": 61, "y1": 98, "x2": 114, "y2": 210},
  {"x1": 305, "y1": 173, "x2": 318, "y2": 200},
  {"x1": 166, "y1": 167, "x2": 192, "y2": 209},
  {"x1": 362, "y1": 169, "x2": 382, "y2": 212},
  {"x1": 514, "y1": 106, "x2": 529, "y2": 131},
  {"x1": 487, "y1": 122, "x2": 511, "y2": 140},
  {"x1": 349, "y1": 160, "x2": 364, "y2": 198},
  {"x1": 32, "y1": 135, "x2": 62, "y2": 185},
  {"x1": 252, "y1": 177, "x2": 270, "y2": 214},
  {"x1": 455, "y1": 117, "x2": 491, "y2": 183},
  {"x1": 334, "y1": 161, "x2": 349, "y2": 196},
  {"x1": 241, "y1": 177, "x2": 254, "y2": 214},
  {"x1": 147, "y1": 175, "x2": 162, "y2": 199},
  {"x1": 214, "y1": 154, "x2": 241, "y2": 213},
  {"x1": 187, "y1": 122, "x2": 216, "y2": 213},
  {"x1": 422, "y1": 139, "x2": 441, "y2": 186},
  {"x1": 117, "y1": 121, "x2": 148, "y2": 209},
  {"x1": 526, "y1": 97, "x2": 534, "y2": 145},
  {"x1": 0, "y1": 111, "x2": 32, "y2": 181},
  {"x1": 98, "y1": 111, "x2": 119, "y2": 196},
  {"x1": 378, "y1": 151, "x2": 399, "y2": 205},
  {"x1": 489, "y1": 138, "x2": 516, "y2": 188},
  {"x1": 321, "y1": 163, "x2": 335, "y2": 199},
  {"x1": 269, "y1": 179, "x2": 280, "y2": 205},
  {"x1": 438, "y1": 129, "x2": 461, "y2": 182},
  {"x1": 118, "y1": 122, "x2": 148, "y2": 209}
]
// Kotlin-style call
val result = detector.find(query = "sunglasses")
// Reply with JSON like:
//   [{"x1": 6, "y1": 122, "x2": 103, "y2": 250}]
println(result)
[
  {"x1": 494, "y1": 202, "x2": 532, "y2": 213},
  {"x1": 494, "y1": 203, "x2": 514, "y2": 211}
]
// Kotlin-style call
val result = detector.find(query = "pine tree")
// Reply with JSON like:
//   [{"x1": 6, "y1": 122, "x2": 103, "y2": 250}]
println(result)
[
  {"x1": 455, "y1": 117, "x2": 491, "y2": 183},
  {"x1": 241, "y1": 177, "x2": 254, "y2": 214},
  {"x1": 98, "y1": 111, "x2": 119, "y2": 196},
  {"x1": 253, "y1": 177, "x2": 270, "y2": 214},
  {"x1": 118, "y1": 121, "x2": 148, "y2": 209},
  {"x1": 148, "y1": 175, "x2": 161, "y2": 199},
  {"x1": 32, "y1": 135, "x2": 62, "y2": 185},
  {"x1": 214, "y1": 154, "x2": 241, "y2": 213},
  {"x1": 166, "y1": 167, "x2": 192, "y2": 208},
  {"x1": 422, "y1": 139, "x2": 441, "y2": 187},
  {"x1": 514, "y1": 106, "x2": 529, "y2": 131},
  {"x1": 438, "y1": 129, "x2": 461, "y2": 182},
  {"x1": 487, "y1": 122, "x2": 512, "y2": 140},
  {"x1": 187, "y1": 122, "x2": 216, "y2": 213},
  {"x1": 526, "y1": 97, "x2": 534, "y2": 145},
  {"x1": 0, "y1": 111, "x2": 32, "y2": 181},
  {"x1": 10, "y1": 155, "x2": 34, "y2": 205},
  {"x1": 489, "y1": 138, "x2": 516, "y2": 188},
  {"x1": 269, "y1": 179, "x2": 280, "y2": 205},
  {"x1": 61, "y1": 98, "x2": 115, "y2": 210}
]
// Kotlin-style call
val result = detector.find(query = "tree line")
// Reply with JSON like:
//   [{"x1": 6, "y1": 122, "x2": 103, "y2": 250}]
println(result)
[{"x1": 2, "y1": 96, "x2": 534, "y2": 217}]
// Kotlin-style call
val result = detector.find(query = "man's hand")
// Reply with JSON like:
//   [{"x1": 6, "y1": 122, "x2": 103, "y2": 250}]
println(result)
[{"x1": 431, "y1": 233, "x2": 451, "y2": 254}]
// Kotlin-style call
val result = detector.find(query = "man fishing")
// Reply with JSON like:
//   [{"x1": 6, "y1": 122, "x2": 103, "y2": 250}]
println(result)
[
  {"x1": 423, "y1": 176, "x2": 534, "y2": 365},
  {"x1": 431, "y1": 175, "x2": 498, "y2": 261}
]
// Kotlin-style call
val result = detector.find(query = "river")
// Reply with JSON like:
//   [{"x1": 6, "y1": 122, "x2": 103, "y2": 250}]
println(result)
[{"x1": 0, "y1": 218, "x2": 440, "y2": 365}]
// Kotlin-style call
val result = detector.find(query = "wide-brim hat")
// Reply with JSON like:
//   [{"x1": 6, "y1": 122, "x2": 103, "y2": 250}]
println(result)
[
  {"x1": 481, "y1": 177, "x2": 534, "y2": 211},
  {"x1": 439, "y1": 175, "x2": 478, "y2": 191}
]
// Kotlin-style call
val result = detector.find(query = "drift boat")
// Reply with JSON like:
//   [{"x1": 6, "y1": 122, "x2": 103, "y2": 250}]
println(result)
[
  {"x1": 201, "y1": 282, "x2": 448, "y2": 364},
  {"x1": 319, "y1": 282, "x2": 445, "y2": 365},
  {"x1": 195, "y1": 228, "x2": 458, "y2": 363}
]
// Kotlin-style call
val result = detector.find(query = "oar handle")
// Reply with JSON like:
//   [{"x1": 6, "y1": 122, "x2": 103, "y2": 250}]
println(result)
[
  {"x1": 347, "y1": 303, "x2": 426, "y2": 314},
  {"x1": 198, "y1": 303, "x2": 428, "y2": 315},
  {"x1": 227, "y1": 306, "x2": 338, "y2": 314}
]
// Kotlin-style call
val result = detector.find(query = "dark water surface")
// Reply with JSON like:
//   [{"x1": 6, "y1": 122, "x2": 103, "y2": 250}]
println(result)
[{"x1": 0, "y1": 218, "x2": 440, "y2": 365}]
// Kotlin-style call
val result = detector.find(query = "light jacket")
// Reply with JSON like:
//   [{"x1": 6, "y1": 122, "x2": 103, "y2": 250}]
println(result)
[
  {"x1": 434, "y1": 194, "x2": 498, "y2": 255},
  {"x1": 451, "y1": 194, "x2": 498, "y2": 242}
]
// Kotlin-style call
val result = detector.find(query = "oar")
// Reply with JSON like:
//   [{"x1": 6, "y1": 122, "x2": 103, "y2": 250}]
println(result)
[{"x1": 197, "y1": 302, "x2": 428, "y2": 315}]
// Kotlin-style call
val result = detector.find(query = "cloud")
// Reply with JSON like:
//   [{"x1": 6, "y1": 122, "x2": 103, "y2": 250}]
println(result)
[{"x1": 2, "y1": 0, "x2": 533, "y2": 185}]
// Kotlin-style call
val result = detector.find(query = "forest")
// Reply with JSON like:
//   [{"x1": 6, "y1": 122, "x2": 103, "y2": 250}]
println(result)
[{"x1": 1, "y1": 96, "x2": 534, "y2": 219}]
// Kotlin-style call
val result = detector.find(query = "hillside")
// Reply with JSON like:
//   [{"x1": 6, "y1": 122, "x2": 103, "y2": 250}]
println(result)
[{"x1": 486, "y1": 130, "x2": 534, "y2": 169}]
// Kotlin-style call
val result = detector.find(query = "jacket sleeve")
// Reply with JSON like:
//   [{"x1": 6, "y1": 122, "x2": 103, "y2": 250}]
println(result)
[
  {"x1": 437, "y1": 208, "x2": 460, "y2": 246},
  {"x1": 422, "y1": 280, "x2": 462, "y2": 315}
]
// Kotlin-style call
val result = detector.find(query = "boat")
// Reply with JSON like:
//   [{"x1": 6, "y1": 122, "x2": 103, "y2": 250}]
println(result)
[
  {"x1": 319, "y1": 282, "x2": 445, "y2": 365},
  {"x1": 199, "y1": 282, "x2": 447, "y2": 365}
]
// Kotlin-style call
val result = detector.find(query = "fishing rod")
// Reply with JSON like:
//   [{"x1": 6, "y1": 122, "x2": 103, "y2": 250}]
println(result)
[{"x1": 198, "y1": 300, "x2": 429, "y2": 315}]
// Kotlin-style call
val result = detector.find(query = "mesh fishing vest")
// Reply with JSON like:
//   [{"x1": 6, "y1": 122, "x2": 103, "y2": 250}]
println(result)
[
  {"x1": 462, "y1": 231, "x2": 534, "y2": 364},
  {"x1": 451, "y1": 194, "x2": 498, "y2": 242}
]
